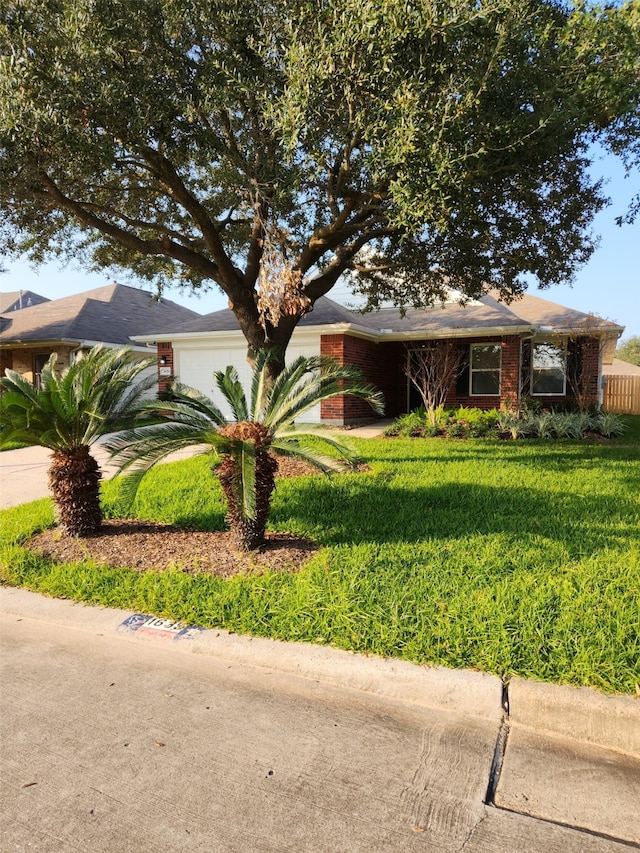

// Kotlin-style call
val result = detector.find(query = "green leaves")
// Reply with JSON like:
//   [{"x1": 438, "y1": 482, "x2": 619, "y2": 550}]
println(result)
[
  {"x1": 105, "y1": 353, "x2": 383, "y2": 543},
  {"x1": 0, "y1": 345, "x2": 158, "y2": 452},
  {"x1": 1, "y1": 0, "x2": 638, "y2": 359}
]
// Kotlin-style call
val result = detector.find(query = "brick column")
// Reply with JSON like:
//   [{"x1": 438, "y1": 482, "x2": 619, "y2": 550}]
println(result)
[
  {"x1": 157, "y1": 342, "x2": 174, "y2": 395},
  {"x1": 500, "y1": 336, "x2": 521, "y2": 405}
]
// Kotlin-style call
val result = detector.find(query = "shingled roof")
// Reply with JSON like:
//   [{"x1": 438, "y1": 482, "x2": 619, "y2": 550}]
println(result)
[
  {"x1": 142, "y1": 291, "x2": 622, "y2": 341},
  {"x1": 0, "y1": 290, "x2": 50, "y2": 313},
  {"x1": 0, "y1": 283, "x2": 200, "y2": 346}
]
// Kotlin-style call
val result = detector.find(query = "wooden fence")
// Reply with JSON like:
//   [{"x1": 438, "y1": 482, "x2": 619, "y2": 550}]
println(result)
[{"x1": 603, "y1": 375, "x2": 640, "y2": 415}]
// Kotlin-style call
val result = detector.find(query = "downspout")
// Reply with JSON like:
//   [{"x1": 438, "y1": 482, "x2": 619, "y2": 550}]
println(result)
[{"x1": 598, "y1": 335, "x2": 605, "y2": 409}]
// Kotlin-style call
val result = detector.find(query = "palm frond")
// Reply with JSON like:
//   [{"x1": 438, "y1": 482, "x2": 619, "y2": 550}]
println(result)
[
  {"x1": 104, "y1": 420, "x2": 223, "y2": 509},
  {"x1": 237, "y1": 439, "x2": 256, "y2": 519},
  {"x1": 271, "y1": 438, "x2": 351, "y2": 475},
  {"x1": 249, "y1": 349, "x2": 274, "y2": 420},
  {"x1": 214, "y1": 367, "x2": 248, "y2": 422},
  {"x1": 275, "y1": 426, "x2": 360, "y2": 461},
  {"x1": 265, "y1": 359, "x2": 384, "y2": 430},
  {"x1": 0, "y1": 345, "x2": 168, "y2": 452},
  {"x1": 162, "y1": 382, "x2": 228, "y2": 425},
  {"x1": 1, "y1": 368, "x2": 40, "y2": 403},
  {"x1": 261, "y1": 355, "x2": 320, "y2": 421},
  {"x1": 105, "y1": 421, "x2": 221, "y2": 470}
]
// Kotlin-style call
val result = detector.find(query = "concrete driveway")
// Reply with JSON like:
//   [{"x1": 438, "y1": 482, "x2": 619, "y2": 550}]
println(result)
[
  {"x1": 0, "y1": 423, "x2": 389, "y2": 510},
  {"x1": 0, "y1": 440, "x2": 205, "y2": 509}
]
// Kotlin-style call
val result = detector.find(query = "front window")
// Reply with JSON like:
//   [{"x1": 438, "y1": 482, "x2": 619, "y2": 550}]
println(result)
[
  {"x1": 532, "y1": 341, "x2": 566, "y2": 395},
  {"x1": 470, "y1": 344, "x2": 501, "y2": 395}
]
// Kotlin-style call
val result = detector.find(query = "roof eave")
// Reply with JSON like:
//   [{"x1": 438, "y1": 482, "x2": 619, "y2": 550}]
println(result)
[
  {"x1": 0, "y1": 337, "x2": 83, "y2": 348},
  {"x1": 131, "y1": 321, "x2": 624, "y2": 346},
  {"x1": 132, "y1": 321, "x2": 382, "y2": 344}
]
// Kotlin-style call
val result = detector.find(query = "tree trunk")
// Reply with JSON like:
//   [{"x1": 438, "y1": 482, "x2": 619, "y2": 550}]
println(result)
[
  {"x1": 48, "y1": 447, "x2": 102, "y2": 536},
  {"x1": 231, "y1": 289, "x2": 302, "y2": 383},
  {"x1": 216, "y1": 451, "x2": 278, "y2": 551}
]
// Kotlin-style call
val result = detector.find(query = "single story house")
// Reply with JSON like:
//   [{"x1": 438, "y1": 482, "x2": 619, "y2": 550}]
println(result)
[
  {"x1": 0, "y1": 283, "x2": 200, "y2": 387},
  {"x1": 133, "y1": 291, "x2": 623, "y2": 424}
]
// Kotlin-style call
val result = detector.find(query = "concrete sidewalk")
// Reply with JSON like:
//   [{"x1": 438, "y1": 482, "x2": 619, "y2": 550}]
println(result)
[{"x1": 1, "y1": 586, "x2": 638, "y2": 851}]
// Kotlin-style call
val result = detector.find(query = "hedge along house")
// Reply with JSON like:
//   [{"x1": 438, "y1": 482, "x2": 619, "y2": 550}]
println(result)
[{"x1": 133, "y1": 291, "x2": 623, "y2": 425}]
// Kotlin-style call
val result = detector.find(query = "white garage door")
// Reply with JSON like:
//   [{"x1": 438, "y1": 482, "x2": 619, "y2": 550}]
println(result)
[{"x1": 173, "y1": 336, "x2": 323, "y2": 422}]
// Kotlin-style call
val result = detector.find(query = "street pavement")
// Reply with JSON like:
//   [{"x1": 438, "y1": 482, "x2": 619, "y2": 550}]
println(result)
[
  {"x1": 1, "y1": 588, "x2": 638, "y2": 852},
  {"x1": 1, "y1": 441, "x2": 639, "y2": 851}
]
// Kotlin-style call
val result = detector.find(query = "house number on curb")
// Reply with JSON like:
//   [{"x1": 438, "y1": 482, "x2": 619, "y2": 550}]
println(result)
[{"x1": 118, "y1": 613, "x2": 204, "y2": 642}]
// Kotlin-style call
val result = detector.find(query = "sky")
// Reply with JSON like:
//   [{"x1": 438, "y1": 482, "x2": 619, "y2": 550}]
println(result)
[{"x1": 2, "y1": 152, "x2": 639, "y2": 342}]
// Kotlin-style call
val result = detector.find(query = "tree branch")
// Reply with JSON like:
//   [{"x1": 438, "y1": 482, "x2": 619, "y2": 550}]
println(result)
[
  {"x1": 139, "y1": 146, "x2": 241, "y2": 287},
  {"x1": 34, "y1": 170, "x2": 222, "y2": 283}
]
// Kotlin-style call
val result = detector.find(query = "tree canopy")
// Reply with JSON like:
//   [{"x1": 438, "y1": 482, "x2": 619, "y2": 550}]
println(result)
[
  {"x1": 1, "y1": 0, "x2": 638, "y2": 371},
  {"x1": 616, "y1": 335, "x2": 640, "y2": 365}
]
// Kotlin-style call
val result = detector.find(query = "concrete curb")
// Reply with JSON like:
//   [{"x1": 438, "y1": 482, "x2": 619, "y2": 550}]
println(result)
[
  {"x1": 3, "y1": 586, "x2": 638, "y2": 752},
  {"x1": 508, "y1": 676, "x2": 640, "y2": 757},
  {"x1": 0, "y1": 586, "x2": 502, "y2": 722}
]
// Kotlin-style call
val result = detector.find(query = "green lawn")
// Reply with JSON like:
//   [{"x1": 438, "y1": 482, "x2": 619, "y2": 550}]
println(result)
[{"x1": 1, "y1": 418, "x2": 639, "y2": 694}]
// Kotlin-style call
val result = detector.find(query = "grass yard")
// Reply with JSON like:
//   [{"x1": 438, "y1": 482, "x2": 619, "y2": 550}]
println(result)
[{"x1": 1, "y1": 418, "x2": 639, "y2": 694}]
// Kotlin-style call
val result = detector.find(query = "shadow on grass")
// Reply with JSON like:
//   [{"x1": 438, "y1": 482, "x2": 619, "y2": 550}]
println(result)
[
  {"x1": 271, "y1": 475, "x2": 639, "y2": 554},
  {"x1": 97, "y1": 437, "x2": 639, "y2": 556}
]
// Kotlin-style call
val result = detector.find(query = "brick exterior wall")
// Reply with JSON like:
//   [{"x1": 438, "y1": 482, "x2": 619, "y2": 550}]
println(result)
[
  {"x1": 319, "y1": 335, "x2": 403, "y2": 423},
  {"x1": 319, "y1": 334, "x2": 525, "y2": 422},
  {"x1": 319, "y1": 332, "x2": 604, "y2": 423},
  {"x1": 0, "y1": 346, "x2": 75, "y2": 383},
  {"x1": 572, "y1": 336, "x2": 600, "y2": 408},
  {"x1": 0, "y1": 348, "x2": 13, "y2": 378}
]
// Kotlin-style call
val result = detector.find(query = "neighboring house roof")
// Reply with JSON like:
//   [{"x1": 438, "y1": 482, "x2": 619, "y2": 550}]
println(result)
[
  {"x1": 603, "y1": 358, "x2": 640, "y2": 376},
  {"x1": 134, "y1": 291, "x2": 623, "y2": 344},
  {"x1": 0, "y1": 290, "x2": 50, "y2": 313},
  {"x1": 0, "y1": 283, "x2": 201, "y2": 348}
]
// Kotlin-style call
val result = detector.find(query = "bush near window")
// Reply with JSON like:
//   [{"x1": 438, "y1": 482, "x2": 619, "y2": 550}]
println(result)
[{"x1": 384, "y1": 407, "x2": 625, "y2": 440}]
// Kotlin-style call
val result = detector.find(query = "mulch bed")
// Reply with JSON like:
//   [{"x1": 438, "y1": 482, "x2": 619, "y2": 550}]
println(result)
[
  {"x1": 25, "y1": 455, "x2": 367, "y2": 577},
  {"x1": 28, "y1": 522, "x2": 319, "y2": 578}
]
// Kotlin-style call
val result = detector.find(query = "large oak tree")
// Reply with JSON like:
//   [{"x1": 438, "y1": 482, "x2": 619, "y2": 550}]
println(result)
[{"x1": 1, "y1": 0, "x2": 638, "y2": 376}]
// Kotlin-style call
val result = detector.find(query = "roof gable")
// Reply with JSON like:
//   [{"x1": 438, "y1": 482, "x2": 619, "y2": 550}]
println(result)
[{"x1": 0, "y1": 290, "x2": 50, "y2": 313}]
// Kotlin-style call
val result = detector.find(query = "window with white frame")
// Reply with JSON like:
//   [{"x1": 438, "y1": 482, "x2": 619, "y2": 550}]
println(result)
[
  {"x1": 532, "y1": 341, "x2": 566, "y2": 395},
  {"x1": 470, "y1": 343, "x2": 501, "y2": 395}
]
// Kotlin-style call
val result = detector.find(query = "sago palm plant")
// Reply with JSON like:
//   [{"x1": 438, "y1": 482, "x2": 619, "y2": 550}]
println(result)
[
  {"x1": 0, "y1": 346, "x2": 158, "y2": 535},
  {"x1": 105, "y1": 352, "x2": 384, "y2": 550}
]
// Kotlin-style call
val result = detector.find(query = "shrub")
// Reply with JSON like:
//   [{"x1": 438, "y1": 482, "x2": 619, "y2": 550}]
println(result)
[
  {"x1": 385, "y1": 405, "x2": 623, "y2": 442},
  {"x1": 594, "y1": 412, "x2": 626, "y2": 438},
  {"x1": 384, "y1": 409, "x2": 428, "y2": 437}
]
